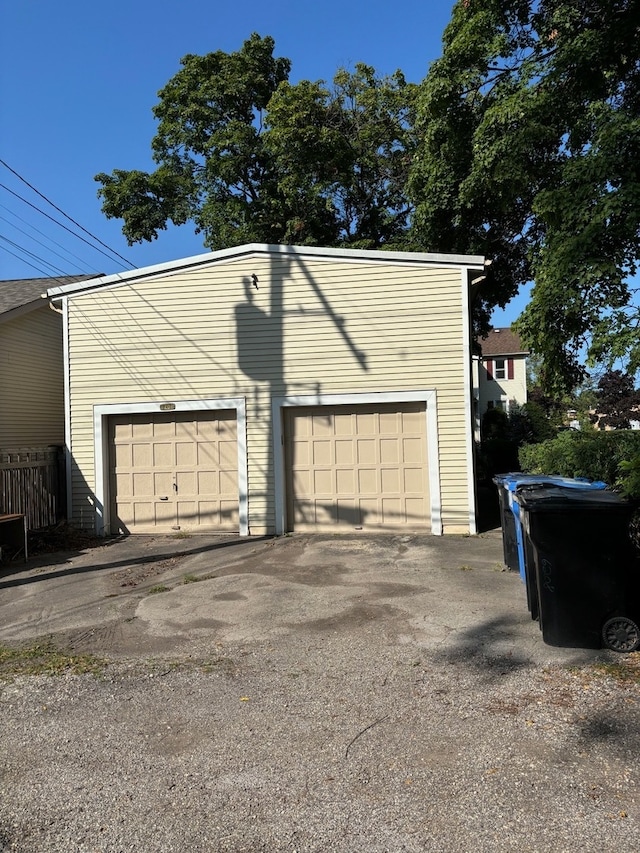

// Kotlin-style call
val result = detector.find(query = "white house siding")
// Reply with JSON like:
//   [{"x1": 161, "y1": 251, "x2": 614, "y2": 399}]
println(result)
[
  {"x1": 65, "y1": 250, "x2": 478, "y2": 534},
  {"x1": 478, "y1": 356, "x2": 527, "y2": 414},
  {"x1": 0, "y1": 306, "x2": 64, "y2": 447}
]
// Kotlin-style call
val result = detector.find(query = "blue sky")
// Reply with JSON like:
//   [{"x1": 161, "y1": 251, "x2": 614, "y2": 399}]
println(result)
[{"x1": 0, "y1": 0, "x2": 524, "y2": 325}]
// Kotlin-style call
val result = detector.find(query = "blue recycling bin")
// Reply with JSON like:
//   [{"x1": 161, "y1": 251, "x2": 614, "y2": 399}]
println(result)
[
  {"x1": 517, "y1": 486, "x2": 640, "y2": 651},
  {"x1": 493, "y1": 474, "x2": 607, "y2": 618}
]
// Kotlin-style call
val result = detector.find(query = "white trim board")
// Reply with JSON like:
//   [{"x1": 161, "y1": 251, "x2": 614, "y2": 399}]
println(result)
[
  {"x1": 461, "y1": 267, "x2": 478, "y2": 536},
  {"x1": 47, "y1": 243, "x2": 485, "y2": 299},
  {"x1": 92, "y1": 397, "x2": 248, "y2": 537},
  {"x1": 271, "y1": 390, "x2": 442, "y2": 536}
]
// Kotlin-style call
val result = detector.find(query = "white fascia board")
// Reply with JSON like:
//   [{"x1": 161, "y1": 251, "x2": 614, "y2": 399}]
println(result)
[
  {"x1": 461, "y1": 267, "x2": 478, "y2": 536},
  {"x1": 62, "y1": 297, "x2": 73, "y2": 521},
  {"x1": 46, "y1": 243, "x2": 486, "y2": 299},
  {"x1": 271, "y1": 390, "x2": 442, "y2": 536}
]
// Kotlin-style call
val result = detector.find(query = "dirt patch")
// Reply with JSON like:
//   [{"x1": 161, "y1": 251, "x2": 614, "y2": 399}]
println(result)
[{"x1": 27, "y1": 523, "x2": 108, "y2": 556}]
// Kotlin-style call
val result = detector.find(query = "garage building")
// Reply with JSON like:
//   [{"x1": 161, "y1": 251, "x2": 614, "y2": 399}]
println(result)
[{"x1": 48, "y1": 243, "x2": 484, "y2": 536}]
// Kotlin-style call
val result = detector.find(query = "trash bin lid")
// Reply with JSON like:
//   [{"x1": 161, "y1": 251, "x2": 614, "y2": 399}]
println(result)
[
  {"x1": 516, "y1": 485, "x2": 629, "y2": 512},
  {"x1": 505, "y1": 474, "x2": 607, "y2": 492}
]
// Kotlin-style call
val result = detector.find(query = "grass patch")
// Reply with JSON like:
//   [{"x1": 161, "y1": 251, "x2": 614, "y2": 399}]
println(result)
[
  {"x1": 182, "y1": 572, "x2": 217, "y2": 584},
  {"x1": 148, "y1": 584, "x2": 171, "y2": 594},
  {"x1": 589, "y1": 653, "x2": 640, "y2": 686},
  {"x1": 0, "y1": 639, "x2": 105, "y2": 679}
]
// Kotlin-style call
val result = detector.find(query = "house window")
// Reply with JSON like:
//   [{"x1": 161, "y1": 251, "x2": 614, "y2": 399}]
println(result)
[{"x1": 494, "y1": 358, "x2": 506, "y2": 380}]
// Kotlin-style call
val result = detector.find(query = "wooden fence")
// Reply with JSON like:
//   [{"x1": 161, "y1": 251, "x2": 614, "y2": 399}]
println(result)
[{"x1": 0, "y1": 446, "x2": 65, "y2": 530}]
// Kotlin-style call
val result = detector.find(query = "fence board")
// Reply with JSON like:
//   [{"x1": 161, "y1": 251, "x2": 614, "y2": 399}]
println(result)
[{"x1": 0, "y1": 446, "x2": 64, "y2": 530}]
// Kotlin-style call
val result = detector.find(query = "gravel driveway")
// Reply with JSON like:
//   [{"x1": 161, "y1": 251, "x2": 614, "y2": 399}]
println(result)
[{"x1": 0, "y1": 532, "x2": 638, "y2": 852}]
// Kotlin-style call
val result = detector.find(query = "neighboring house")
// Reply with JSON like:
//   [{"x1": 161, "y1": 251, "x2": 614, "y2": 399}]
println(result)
[
  {"x1": 47, "y1": 244, "x2": 486, "y2": 537},
  {"x1": 0, "y1": 275, "x2": 96, "y2": 528},
  {"x1": 475, "y1": 327, "x2": 529, "y2": 426}
]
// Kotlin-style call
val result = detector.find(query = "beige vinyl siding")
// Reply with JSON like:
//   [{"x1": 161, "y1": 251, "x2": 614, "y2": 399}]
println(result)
[
  {"x1": 67, "y1": 253, "x2": 471, "y2": 533},
  {"x1": 0, "y1": 306, "x2": 64, "y2": 448}
]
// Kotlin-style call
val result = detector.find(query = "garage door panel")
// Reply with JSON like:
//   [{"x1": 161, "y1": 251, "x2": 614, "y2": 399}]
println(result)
[
  {"x1": 313, "y1": 469, "x2": 332, "y2": 493},
  {"x1": 336, "y1": 469, "x2": 355, "y2": 494},
  {"x1": 406, "y1": 497, "x2": 426, "y2": 521},
  {"x1": 380, "y1": 439, "x2": 399, "y2": 464},
  {"x1": 379, "y1": 411, "x2": 399, "y2": 432},
  {"x1": 358, "y1": 499, "x2": 378, "y2": 525},
  {"x1": 220, "y1": 500, "x2": 240, "y2": 525},
  {"x1": 154, "y1": 443, "x2": 174, "y2": 467},
  {"x1": 355, "y1": 412, "x2": 376, "y2": 433},
  {"x1": 109, "y1": 410, "x2": 238, "y2": 534},
  {"x1": 381, "y1": 468, "x2": 400, "y2": 492},
  {"x1": 285, "y1": 403, "x2": 430, "y2": 532},
  {"x1": 404, "y1": 467, "x2": 424, "y2": 492},
  {"x1": 220, "y1": 470, "x2": 237, "y2": 494},
  {"x1": 219, "y1": 440, "x2": 237, "y2": 467},
  {"x1": 334, "y1": 414, "x2": 353, "y2": 434},
  {"x1": 403, "y1": 437, "x2": 423, "y2": 460},
  {"x1": 132, "y1": 443, "x2": 153, "y2": 468},
  {"x1": 357, "y1": 468, "x2": 377, "y2": 493},
  {"x1": 176, "y1": 441, "x2": 197, "y2": 465},
  {"x1": 335, "y1": 440, "x2": 353, "y2": 464},
  {"x1": 311, "y1": 415, "x2": 333, "y2": 436},
  {"x1": 357, "y1": 439, "x2": 376, "y2": 463}
]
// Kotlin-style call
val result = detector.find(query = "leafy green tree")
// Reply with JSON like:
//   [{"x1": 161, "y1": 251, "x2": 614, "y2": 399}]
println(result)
[
  {"x1": 409, "y1": 1, "x2": 640, "y2": 394},
  {"x1": 96, "y1": 34, "x2": 417, "y2": 251},
  {"x1": 267, "y1": 65, "x2": 417, "y2": 248}
]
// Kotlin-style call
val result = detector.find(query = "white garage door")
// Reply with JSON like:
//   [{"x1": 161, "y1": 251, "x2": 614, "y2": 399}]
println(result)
[
  {"x1": 108, "y1": 410, "x2": 238, "y2": 534},
  {"x1": 285, "y1": 402, "x2": 430, "y2": 531}
]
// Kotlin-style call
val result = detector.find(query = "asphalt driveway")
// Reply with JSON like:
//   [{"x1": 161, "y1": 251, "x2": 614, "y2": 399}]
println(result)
[
  {"x1": 0, "y1": 531, "x2": 638, "y2": 852},
  {"x1": 0, "y1": 529, "x2": 611, "y2": 660}
]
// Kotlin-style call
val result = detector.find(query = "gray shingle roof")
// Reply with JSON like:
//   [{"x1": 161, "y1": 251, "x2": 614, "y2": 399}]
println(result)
[{"x1": 0, "y1": 275, "x2": 98, "y2": 318}]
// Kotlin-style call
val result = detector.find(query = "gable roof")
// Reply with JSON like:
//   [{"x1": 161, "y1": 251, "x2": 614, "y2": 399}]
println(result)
[
  {"x1": 478, "y1": 327, "x2": 529, "y2": 357},
  {"x1": 0, "y1": 275, "x2": 99, "y2": 322},
  {"x1": 45, "y1": 243, "x2": 486, "y2": 299}
]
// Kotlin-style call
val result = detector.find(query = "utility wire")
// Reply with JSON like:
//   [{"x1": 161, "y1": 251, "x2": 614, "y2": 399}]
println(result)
[
  {"x1": 0, "y1": 202, "x2": 103, "y2": 272},
  {"x1": 0, "y1": 214, "x2": 101, "y2": 275},
  {"x1": 0, "y1": 159, "x2": 136, "y2": 270},
  {"x1": 0, "y1": 182, "x2": 136, "y2": 271},
  {"x1": 0, "y1": 243, "x2": 52, "y2": 277},
  {"x1": 0, "y1": 234, "x2": 67, "y2": 276}
]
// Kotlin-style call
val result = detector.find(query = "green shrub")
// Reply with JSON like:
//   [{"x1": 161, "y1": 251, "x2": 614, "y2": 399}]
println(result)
[{"x1": 518, "y1": 429, "x2": 640, "y2": 488}]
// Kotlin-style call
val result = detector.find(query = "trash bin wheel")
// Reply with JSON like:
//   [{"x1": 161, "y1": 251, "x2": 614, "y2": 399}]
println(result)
[{"x1": 602, "y1": 616, "x2": 640, "y2": 653}]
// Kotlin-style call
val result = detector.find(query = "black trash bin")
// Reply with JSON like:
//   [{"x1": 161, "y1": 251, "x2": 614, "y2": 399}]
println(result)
[
  {"x1": 517, "y1": 485, "x2": 640, "y2": 651},
  {"x1": 492, "y1": 474, "x2": 607, "y2": 582},
  {"x1": 493, "y1": 474, "x2": 520, "y2": 572}
]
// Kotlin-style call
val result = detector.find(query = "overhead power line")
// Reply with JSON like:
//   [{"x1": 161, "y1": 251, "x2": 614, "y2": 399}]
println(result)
[
  {"x1": 0, "y1": 233, "x2": 68, "y2": 276},
  {"x1": 0, "y1": 159, "x2": 136, "y2": 270},
  {"x1": 0, "y1": 211, "x2": 102, "y2": 275},
  {"x1": 0, "y1": 243, "x2": 53, "y2": 277},
  {"x1": 0, "y1": 182, "x2": 136, "y2": 271}
]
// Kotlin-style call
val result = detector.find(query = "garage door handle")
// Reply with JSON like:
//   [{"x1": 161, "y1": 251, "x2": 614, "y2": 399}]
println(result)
[{"x1": 159, "y1": 496, "x2": 169, "y2": 501}]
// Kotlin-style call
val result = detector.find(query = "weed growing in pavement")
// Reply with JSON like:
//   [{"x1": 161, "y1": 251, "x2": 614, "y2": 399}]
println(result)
[
  {"x1": 0, "y1": 639, "x2": 106, "y2": 680},
  {"x1": 182, "y1": 573, "x2": 218, "y2": 584},
  {"x1": 568, "y1": 653, "x2": 640, "y2": 687},
  {"x1": 148, "y1": 585, "x2": 171, "y2": 594},
  {"x1": 171, "y1": 531, "x2": 192, "y2": 539},
  {"x1": 590, "y1": 653, "x2": 640, "y2": 686},
  {"x1": 459, "y1": 564, "x2": 473, "y2": 571}
]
